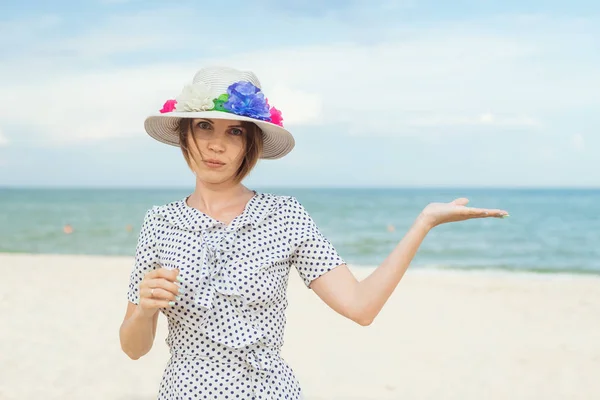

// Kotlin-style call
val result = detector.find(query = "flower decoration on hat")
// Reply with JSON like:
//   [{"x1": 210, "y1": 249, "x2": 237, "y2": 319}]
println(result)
[
  {"x1": 159, "y1": 99, "x2": 177, "y2": 113},
  {"x1": 223, "y1": 81, "x2": 271, "y2": 121},
  {"x1": 174, "y1": 81, "x2": 216, "y2": 112},
  {"x1": 266, "y1": 98, "x2": 283, "y2": 127},
  {"x1": 159, "y1": 81, "x2": 284, "y2": 127}
]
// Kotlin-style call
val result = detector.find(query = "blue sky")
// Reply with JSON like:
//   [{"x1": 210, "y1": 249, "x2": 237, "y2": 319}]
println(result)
[{"x1": 0, "y1": 1, "x2": 598, "y2": 188}]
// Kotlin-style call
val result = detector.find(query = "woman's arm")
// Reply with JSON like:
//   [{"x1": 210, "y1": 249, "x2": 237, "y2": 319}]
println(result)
[
  {"x1": 119, "y1": 303, "x2": 160, "y2": 360},
  {"x1": 310, "y1": 198, "x2": 508, "y2": 326},
  {"x1": 120, "y1": 267, "x2": 180, "y2": 359},
  {"x1": 120, "y1": 209, "x2": 178, "y2": 359},
  {"x1": 310, "y1": 216, "x2": 430, "y2": 326}
]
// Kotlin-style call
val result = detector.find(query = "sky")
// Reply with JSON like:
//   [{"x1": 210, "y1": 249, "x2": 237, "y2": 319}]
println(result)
[{"x1": 0, "y1": 0, "x2": 598, "y2": 188}]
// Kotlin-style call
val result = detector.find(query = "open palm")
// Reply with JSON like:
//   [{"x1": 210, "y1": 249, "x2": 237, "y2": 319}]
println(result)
[{"x1": 420, "y1": 198, "x2": 509, "y2": 229}]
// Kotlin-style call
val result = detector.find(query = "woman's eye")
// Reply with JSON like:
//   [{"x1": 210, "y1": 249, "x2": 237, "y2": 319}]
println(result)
[
  {"x1": 197, "y1": 122, "x2": 211, "y2": 129},
  {"x1": 230, "y1": 128, "x2": 243, "y2": 136}
]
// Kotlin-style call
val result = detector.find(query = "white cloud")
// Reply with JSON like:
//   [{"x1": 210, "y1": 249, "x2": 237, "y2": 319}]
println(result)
[
  {"x1": 0, "y1": 65, "x2": 326, "y2": 145},
  {"x1": 213, "y1": 33, "x2": 597, "y2": 135},
  {"x1": 0, "y1": 14, "x2": 61, "y2": 34},
  {"x1": 0, "y1": 127, "x2": 8, "y2": 147},
  {"x1": 536, "y1": 146, "x2": 557, "y2": 162},
  {"x1": 573, "y1": 134, "x2": 585, "y2": 152},
  {"x1": 266, "y1": 86, "x2": 323, "y2": 125},
  {"x1": 0, "y1": 66, "x2": 191, "y2": 144},
  {"x1": 408, "y1": 112, "x2": 541, "y2": 127},
  {"x1": 55, "y1": 33, "x2": 178, "y2": 59},
  {"x1": 0, "y1": 14, "x2": 598, "y2": 145}
]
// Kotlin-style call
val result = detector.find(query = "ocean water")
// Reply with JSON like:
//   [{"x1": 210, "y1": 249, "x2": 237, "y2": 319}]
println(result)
[{"x1": 1, "y1": 187, "x2": 599, "y2": 274}]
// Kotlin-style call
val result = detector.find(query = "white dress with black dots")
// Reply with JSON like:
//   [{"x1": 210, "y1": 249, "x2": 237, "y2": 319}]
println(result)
[{"x1": 127, "y1": 192, "x2": 345, "y2": 400}]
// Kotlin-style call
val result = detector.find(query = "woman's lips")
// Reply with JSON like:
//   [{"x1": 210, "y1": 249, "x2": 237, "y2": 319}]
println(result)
[{"x1": 204, "y1": 160, "x2": 225, "y2": 168}]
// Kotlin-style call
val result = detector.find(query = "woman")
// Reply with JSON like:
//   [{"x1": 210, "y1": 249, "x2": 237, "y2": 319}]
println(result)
[{"x1": 119, "y1": 66, "x2": 509, "y2": 399}]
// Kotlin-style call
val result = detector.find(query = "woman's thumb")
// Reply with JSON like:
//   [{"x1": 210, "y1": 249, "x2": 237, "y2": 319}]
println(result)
[{"x1": 452, "y1": 197, "x2": 469, "y2": 206}]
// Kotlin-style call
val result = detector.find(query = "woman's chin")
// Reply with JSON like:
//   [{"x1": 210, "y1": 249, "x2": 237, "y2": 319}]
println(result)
[{"x1": 194, "y1": 171, "x2": 235, "y2": 184}]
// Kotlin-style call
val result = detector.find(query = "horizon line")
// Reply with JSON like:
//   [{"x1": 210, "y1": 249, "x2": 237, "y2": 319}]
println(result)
[{"x1": 2, "y1": 185, "x2": 600, "y2": 190}]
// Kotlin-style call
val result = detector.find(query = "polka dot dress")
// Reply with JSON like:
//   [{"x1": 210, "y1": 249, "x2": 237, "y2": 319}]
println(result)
[{"x1": 127, "y1": 192, "x2": 345, "y2": 399}]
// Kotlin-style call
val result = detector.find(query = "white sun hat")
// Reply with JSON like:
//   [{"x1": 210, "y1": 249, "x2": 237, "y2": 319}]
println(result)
[{"x1": 144, "y1": 66, "x2": 295, "y2": 159}]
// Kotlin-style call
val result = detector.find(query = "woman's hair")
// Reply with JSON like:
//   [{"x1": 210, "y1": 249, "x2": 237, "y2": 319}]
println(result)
[{"x1": 177, "y1": 118, "x2": 263, "y2": 184}]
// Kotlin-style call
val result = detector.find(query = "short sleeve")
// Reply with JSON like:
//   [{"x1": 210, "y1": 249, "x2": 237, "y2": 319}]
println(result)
[
  {"x1": 126, "y1": 209, "x2": 160, "y2": 304},
  {"x1": 286, "y1": 197, "x2": 346, "y2": 288}
]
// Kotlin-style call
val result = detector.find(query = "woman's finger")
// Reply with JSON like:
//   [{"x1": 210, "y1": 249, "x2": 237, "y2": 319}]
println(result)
[
  {"x1": 144, "y1": 267, "x2": 180, "y2": 284},
  {"x1": 451, "y1": 198, "x2": 470, "y2": 206},
  {"x1": 465, "y1": 207, "x2": 509, "y2": 218},
  {"x1": 139, "y1": 297, "x2": 173, "y2": 309},
  {"x1": 146, "y1": 278, "x2": 181, "y2": 297},
  {"x1": 142, "y1": 286, "x2": 179, "y2": 302}
]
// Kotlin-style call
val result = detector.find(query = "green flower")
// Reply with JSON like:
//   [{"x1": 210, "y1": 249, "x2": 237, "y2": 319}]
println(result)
[{"x1": 213, "y1": 94, "x2": 229, "y2": 112}]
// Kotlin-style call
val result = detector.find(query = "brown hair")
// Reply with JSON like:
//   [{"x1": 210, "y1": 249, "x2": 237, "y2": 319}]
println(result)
[{"x1": 177, "y1": 118, "x2": 263, "y2": 184}]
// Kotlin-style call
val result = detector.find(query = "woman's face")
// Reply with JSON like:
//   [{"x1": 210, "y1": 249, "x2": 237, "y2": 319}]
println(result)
[{"x1": 185, "y1": 118, "x2": 247, "y2": 184}]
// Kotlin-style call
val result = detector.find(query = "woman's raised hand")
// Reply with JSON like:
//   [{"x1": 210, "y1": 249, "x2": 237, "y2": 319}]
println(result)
[
  {"x1": 137, "y1": 268, "x2": 183, "y2": 318},
  {"x1": 419, "y1": 197, "x2": 509, "y2": 230}
]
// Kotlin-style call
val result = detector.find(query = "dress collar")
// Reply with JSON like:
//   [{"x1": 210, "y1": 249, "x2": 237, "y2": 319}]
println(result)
[{"x1": 151, "y1": 191, "x2": 288, "y2": 233}]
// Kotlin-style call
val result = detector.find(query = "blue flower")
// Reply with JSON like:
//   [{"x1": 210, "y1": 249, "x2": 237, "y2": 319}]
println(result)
[{"x1": 223, "y1": 81, "x2": 271, "y2": 121}]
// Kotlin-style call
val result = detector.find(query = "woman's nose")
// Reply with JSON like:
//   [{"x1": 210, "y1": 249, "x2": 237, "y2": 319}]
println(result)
[{"x1": 208, "y1": 139, "x2": 225, "y2": 153}]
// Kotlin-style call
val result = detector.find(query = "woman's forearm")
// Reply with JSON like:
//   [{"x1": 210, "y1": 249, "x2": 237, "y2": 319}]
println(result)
[
  {"x1": 119, "y1": 306, "x2": 157, "y2": 360},
  {"x1": 353, "y1": 215, "x2": 432, "y2": 325}
]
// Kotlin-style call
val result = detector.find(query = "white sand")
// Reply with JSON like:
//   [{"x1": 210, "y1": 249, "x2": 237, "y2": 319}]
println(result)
[{"x1": 1, "y1": 253, "x2": 599, "y2": 400}]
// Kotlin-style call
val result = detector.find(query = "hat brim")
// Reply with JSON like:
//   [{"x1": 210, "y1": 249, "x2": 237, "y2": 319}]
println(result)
[{"x1": 144, "y1": 111, "x2": 295, "y2": 160}]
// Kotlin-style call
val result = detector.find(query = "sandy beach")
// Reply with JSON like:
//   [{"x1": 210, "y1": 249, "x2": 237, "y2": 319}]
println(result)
[{"x1": 1, "y1": 253, "x2": 599, "y2": 400}]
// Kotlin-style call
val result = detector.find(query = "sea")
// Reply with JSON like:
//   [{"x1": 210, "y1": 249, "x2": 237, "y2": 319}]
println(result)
[{"x1": 1, "y1": 187, "x2": 599, "y2": 275}]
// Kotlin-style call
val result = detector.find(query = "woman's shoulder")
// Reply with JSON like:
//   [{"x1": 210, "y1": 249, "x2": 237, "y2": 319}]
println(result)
[
  {"x1": 132, "y1": 198, "x2": 188, "y2": 232},
  {"x1": 141, "y1": 198, "x2": 185, "y2": 221},
  {"x1": 252, "y1": 192, "x2": 305, "y2": 215},
  {"x1": 255, "y1": 191, "x2": 295, "y2": 204}
]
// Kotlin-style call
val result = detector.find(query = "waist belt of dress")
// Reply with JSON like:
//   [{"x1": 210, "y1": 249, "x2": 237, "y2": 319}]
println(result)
[{"x1": 169, "y1": 346, "x2": 279, "y2": 375}]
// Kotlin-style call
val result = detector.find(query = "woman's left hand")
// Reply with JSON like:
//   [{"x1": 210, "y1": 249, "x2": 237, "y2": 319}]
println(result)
[{"x1": 418, "y1": 197, "x2": 509, "y2": 230}]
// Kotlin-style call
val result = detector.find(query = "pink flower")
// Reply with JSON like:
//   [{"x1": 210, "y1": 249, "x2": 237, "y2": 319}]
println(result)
[
  {"x1": 265, "y1": 98, "x2": 284, "y2": 127},
  {"x1": 159, "y1": 99, "x2": 177, "y2": 113},
  {"x1": 269, "y1": 106, "x2": 283, "y2": 127}
]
